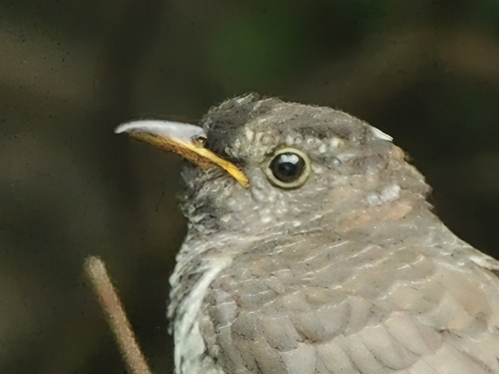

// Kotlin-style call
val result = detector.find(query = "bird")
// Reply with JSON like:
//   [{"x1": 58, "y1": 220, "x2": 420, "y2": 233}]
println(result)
[{"x1": 116, "y1": 93, "x2": 499, "y2": 374}]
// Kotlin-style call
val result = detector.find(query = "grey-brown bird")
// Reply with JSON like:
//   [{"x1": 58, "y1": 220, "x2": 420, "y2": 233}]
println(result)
[{"x1": 116, "y1": 93, "x2": 499, "y2": 374}]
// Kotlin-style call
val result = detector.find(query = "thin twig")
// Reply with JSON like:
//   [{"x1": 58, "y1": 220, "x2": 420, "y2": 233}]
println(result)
[{"x1": 85, "y1": 256, "x2": 153, "y2": 374}]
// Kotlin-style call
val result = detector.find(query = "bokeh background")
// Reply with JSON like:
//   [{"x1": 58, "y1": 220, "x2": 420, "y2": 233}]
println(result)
[{"x1": 1, "y1": 0, "x2": 499, "y2": 372}]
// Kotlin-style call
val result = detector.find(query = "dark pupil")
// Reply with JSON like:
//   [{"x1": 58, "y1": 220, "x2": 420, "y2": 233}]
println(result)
[{"x1": 270, "y1": 153, "x2": 305, "y2": 183}]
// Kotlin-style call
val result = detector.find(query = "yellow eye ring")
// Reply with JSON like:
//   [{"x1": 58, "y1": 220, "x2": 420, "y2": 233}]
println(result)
[{"x1": 264, "y1": 147, "x2": 311, "y2": 189}]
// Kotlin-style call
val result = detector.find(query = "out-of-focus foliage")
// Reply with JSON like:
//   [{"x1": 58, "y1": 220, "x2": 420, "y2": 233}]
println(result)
[{"x1": 1, "y1": 0, "x2": 498, "y2": 372}]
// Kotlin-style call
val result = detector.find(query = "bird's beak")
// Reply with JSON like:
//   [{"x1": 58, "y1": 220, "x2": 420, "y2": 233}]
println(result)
[{"x1": 115, "y1": 120, "x2": 249, "y2": 188}]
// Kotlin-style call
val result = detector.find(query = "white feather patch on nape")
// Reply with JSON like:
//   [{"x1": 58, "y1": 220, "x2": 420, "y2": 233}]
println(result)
[{"x1": 371, "y1": 126, "x2": 393, "y2": 142}]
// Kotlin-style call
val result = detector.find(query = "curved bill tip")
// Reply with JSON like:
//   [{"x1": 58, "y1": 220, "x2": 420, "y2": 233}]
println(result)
[
  {"x1": 115, "y1": 120, "x2": 249, "y2": 188},
  {"x1": 115, "y1": 120, "x2": 205, "y2": 140}
]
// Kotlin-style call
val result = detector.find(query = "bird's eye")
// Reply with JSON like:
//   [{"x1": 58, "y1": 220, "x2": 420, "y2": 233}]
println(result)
[{"x1": 265, "y1": 148, "x2": 310, "y2": 189}]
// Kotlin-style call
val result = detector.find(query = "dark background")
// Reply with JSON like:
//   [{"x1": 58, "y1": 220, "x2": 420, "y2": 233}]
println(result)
[{"x1": 1, "y1": 0, "x2": 498, "y2": 372}]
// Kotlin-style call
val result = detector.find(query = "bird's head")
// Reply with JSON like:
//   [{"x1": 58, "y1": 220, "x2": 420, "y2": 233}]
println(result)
[{"x1": 116, "y1": 93, "x2": 430, "y2": 240}]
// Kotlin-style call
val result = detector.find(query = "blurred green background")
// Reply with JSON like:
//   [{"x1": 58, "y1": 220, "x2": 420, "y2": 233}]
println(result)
[{"x1": 1, "y1": 0, "x2": 498, "y2": 372}]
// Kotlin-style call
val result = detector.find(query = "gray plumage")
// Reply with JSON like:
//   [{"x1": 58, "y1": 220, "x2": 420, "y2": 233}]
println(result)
[{"x1": 156, "y1": 94, "x2": 499, "y2": 373}]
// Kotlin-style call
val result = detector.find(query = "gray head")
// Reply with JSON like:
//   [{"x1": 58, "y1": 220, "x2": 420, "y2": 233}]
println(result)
[
  {"x1": 116, "y1": 93, "x2": 431, "y2": 241},
  {"x1": 183, "y1": 93, "x2": 430, "y2": 238}
]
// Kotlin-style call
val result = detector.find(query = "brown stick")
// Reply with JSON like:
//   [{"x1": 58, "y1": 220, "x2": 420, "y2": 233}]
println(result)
[{"x1": 85, "y1": 256, "x2": 153, "y2": 374}]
